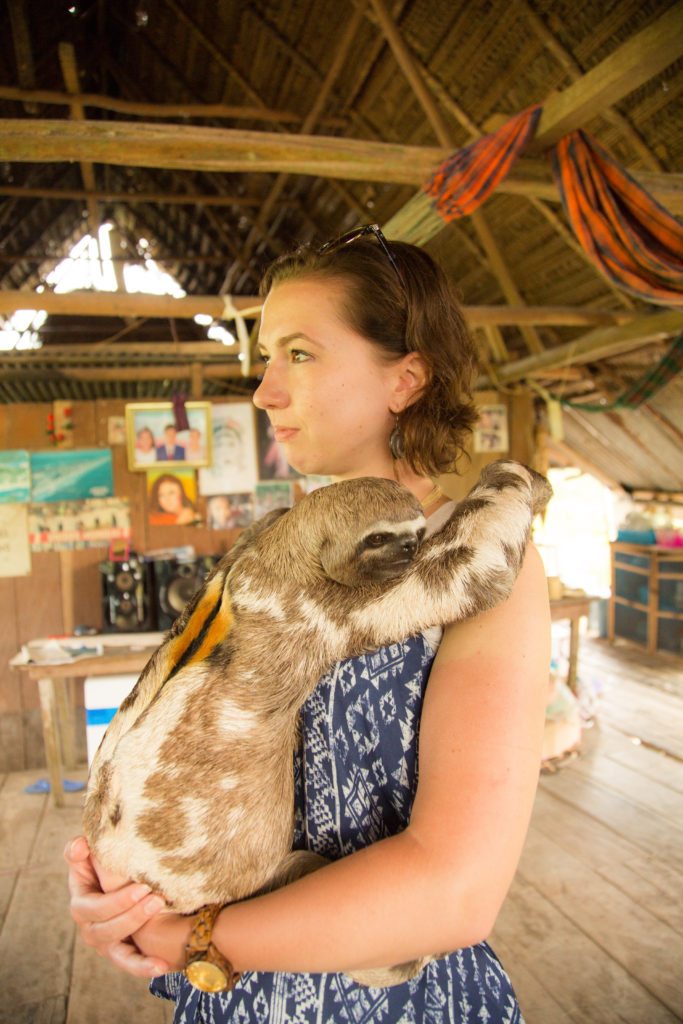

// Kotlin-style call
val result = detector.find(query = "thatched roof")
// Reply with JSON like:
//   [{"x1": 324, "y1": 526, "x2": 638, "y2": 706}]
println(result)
[{"x1": 0, "y1": 0, "x2": 681, "y2": 491}]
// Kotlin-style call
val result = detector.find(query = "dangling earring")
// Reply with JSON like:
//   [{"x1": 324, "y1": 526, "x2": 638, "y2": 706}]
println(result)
[{"x1": 389, "y1": 414, "x2": 405, "y2": 460}]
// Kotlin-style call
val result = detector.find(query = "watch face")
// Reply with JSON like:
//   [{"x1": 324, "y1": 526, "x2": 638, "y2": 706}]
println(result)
[{"x1": 186, "y1": 959, "x2": 230, "y2": 993}]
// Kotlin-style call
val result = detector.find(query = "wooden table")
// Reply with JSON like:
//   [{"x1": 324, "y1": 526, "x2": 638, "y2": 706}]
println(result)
[
  {"x1": 11, "y1": 635, "x2": 162, "y2": 807},
  {"x1": 550, "y1": 594, "x2": 596, "y2": 693}
]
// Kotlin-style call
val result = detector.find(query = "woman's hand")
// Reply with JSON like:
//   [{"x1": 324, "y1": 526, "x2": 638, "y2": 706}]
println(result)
[{"x1": 65, "y1": 835, "x2": 171, "y2": 978}]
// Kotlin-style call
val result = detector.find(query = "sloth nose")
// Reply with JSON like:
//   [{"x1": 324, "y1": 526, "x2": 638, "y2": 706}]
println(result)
[{"x1": 401, "y1": 536, "x2": 418, "y2": 556}]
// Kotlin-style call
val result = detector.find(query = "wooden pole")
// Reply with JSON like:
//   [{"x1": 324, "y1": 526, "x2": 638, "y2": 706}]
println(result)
[{"x1": 0, "y1": 290, "x2": 634, "y2": 326}]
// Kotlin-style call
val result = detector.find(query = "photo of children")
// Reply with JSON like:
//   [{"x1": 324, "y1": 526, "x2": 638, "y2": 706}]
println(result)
[
  {"x1": 206, "y1": 493, "x2": 254, "y2": 530},
  {"x1": 147, "y1": 469, "x2": 199, "y2": 526}
]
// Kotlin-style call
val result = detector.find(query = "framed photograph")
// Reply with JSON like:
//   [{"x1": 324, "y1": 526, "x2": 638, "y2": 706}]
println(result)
[
  {"x1": 125, "y1": 402, "x2": 213, "y2": 471},
  {"x1": 206, "y1": 493, "x2": 254, "y2": 530},
  {"x1": 198, "y1": 401, "x2": 258, "y2": 496},
  {"x1": 473, "y1": 403, "x2": 509, "y2": 454}
]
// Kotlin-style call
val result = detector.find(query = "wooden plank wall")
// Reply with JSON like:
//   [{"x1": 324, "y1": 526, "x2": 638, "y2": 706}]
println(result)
[{"x1": 0, "y1": 398, "x2": 245, "y2": 773}]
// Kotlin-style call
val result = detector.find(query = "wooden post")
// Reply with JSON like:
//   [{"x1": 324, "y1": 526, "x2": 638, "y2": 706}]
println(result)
[{"x1": 37, "y1": 677, "x2": 65, "y2": 808}]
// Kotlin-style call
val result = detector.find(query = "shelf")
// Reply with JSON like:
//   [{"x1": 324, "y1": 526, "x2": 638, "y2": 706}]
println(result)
[{"x1": 610, "y1": 542, "x2": 683, "y2": 656}]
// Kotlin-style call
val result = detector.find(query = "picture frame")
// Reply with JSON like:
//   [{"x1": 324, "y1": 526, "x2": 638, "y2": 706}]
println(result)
[{"x1": 125, "y1": 402, "x2": 213, "y2": 471}]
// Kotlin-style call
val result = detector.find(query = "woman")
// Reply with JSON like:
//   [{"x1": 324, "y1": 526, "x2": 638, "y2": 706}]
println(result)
[
  {"x1": 66, "y1": 227, "x2": 550, "y2": 1022},
  {"x1": 135, "y1": 426, "x2": 158, "y2": 465},
  {"x1": 148, "y1": 472, "x2": 198, "y2": 526}
]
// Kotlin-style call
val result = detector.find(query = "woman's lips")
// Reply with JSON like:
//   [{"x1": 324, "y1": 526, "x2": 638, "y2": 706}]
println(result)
[{"x1": 272, "y1": 426, "x2": 299, "y2": 442}]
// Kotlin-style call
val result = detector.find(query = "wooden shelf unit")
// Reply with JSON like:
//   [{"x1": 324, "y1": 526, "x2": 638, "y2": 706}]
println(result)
[{"x1": 609, "y1": 541, "x2": 683, "y2": 655}]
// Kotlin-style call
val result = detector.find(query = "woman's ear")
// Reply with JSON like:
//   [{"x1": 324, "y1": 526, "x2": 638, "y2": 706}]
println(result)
[{"x1": 390, "y1": 352, "x2": 430, "y2": 412}]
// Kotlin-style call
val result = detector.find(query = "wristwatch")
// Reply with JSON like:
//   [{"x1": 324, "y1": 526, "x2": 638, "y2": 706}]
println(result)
[{"x1": 184, "y1": 905, "x2": 240, "y2": 993}]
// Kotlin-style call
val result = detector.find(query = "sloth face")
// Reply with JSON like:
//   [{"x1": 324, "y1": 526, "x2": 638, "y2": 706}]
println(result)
[{"x1": 321, "y1": 518, "x2": 427, "y2": 587}]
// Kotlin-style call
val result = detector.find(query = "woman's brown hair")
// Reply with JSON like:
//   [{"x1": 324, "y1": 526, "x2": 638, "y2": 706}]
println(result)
[{"x1": 260, "y1": 235, "x2": 479, "y2": 477}]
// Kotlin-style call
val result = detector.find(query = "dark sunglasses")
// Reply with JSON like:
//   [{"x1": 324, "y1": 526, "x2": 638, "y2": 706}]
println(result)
[{"x1": 317, "y1": 224, "x2": 405, "y2": 291}]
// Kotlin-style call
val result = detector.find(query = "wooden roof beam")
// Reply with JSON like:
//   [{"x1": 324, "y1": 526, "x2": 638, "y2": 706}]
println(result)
[
  {"x1": 529, "y1": 5, "x2": 683, "y2": 151},
  {"x1": 58, "y1": 43, "x2": 98, "y2": 237},
  {"x1": 0, "y1": 184, "x2": 264, "y2": 208},
  {"x1": 477, "y1": 311, "x2": 683, "y2": 387},
  {"x1": 226, "y1": 2, "x2": 366, "y2": 290},
  {"x1": 7, "y1": 0, "x2": 37, "y2": 114},
  {"x1": 4, "y1": 121, "x2": 680, "y2": 211},
  {"x1": 518, "y1": 0, "x2": 663, "y2": 171},
  {"x1": 369, "y1": 0, "x2": 544, "y2": 355},
  {"x1": 0, "y1": 85, "x2": 347, "y2": 129},
  {"x1": 0, "y1": 289, "x2": 639, "y2": 328}
]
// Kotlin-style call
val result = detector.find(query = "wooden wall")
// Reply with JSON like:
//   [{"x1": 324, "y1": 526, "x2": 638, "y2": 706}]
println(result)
[
  {"x1": 0, "y1": 390, "x2": 536, "y2": 773},
  {"x1": 0, "y1": 397, "x2": 245, "y2": 773}
]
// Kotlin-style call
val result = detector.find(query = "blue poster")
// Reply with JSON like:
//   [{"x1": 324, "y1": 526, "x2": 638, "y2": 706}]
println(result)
[
  {"x1": 30, "y1": 449, "x2": 114, "y2": 503},
  {"x1": 0, "y1": 450, "x2": 31, "y2": 503}
]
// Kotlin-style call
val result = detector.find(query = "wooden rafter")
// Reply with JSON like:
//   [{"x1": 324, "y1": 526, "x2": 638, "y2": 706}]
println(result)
[
  {"x1": 7, "y1": 0, "x2": 37, "y2": 114},
  {"x1": 0, "y1": 289, "x2": 640, "y2": 327},
  {"x1": 0, "y1": 185, "x2": 264, "y2": 208},
  {"x1": 58, "y1": 43, "x2": 98, "y2": 237},
  {"x1": 0, "y1": 85, "x2": 347, "y2": 129},
  {"x1": 477, "y1": 311, "x2": 683, "y2": 387},
  {"x1": 529, "y1": 4, "x2": 683, "y2": 151},
  {"x1": 3, "y1": 121, "x2": 680, "y2": 211},
  {"x1": 225, "y1": 2, "x2": 366, "y2": 290}
]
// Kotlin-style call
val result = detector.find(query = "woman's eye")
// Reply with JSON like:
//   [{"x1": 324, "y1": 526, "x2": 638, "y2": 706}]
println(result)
[
  {"x1": 258, "y1": 352, "x2": 271, "y2": 366},
  {"x1": 290, "y1": 349, "x2": 310, "y2": 362}
]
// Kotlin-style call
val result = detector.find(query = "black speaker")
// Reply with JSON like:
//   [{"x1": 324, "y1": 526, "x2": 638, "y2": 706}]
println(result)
[
  {"x1": 151, "y1": 555, "x2": 220, "y2": 631},
  {"x1": 99, "y1": 554, "x2": 155, "y2": 632}
]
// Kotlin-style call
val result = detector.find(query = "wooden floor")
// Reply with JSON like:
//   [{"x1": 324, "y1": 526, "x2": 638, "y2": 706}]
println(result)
[{"x1": 1, "y1": 636, "x2": 681, "y2": 1023}]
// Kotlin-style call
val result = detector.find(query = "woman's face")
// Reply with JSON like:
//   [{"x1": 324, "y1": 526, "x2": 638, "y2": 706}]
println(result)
[
  {"x1": 157, "y1": 480, "x2": 183, "y2": 514},
  {"x1": 253, "y1": 279, "x2": 401, "y2": 479},
  {"x1": 138, "y1": 429, "x2": 154, "y2": 451}
]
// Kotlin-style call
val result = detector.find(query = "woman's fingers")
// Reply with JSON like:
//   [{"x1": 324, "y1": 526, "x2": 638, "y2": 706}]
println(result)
[{"x1": 75, "y1": 889, "x2": 166, "y2": 942}]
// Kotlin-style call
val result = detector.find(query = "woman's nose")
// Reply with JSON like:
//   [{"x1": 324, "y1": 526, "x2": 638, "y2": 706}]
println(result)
[{"x1": 253, "y1": 367, "x2": 289, "y2": 410}]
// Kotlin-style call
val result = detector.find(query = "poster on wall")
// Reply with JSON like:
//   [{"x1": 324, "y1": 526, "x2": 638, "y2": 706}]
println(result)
[
  {"x1": 198, "y1": 402, "x2": 258, "y2": 496},
  {"x1": 256, "y1": 408, "x2": 302, "y2": 480},
  {"x1": 473, "y1": 404, "x2": 509, "y2": 454},
  {"x1": 28, "y1": 497, "x2": 130, "y2": 552},
  {"x1": 0, "y1": 450, "x2": 31, "y2": 503},
  {"x1": 254, "y1": 481, "x2": 294, "y2": 520},
  {"x1": 30, "y1": 449, "x2": 114, "y2": 503},
  {"x1": 0, "y1": 505, "x2": 31, "y2": 576},
  {"x1": 147, "y1": 468, "x2": 200, "y2": 526}
]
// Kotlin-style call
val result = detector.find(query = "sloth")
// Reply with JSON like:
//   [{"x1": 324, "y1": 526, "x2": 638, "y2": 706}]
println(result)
[{"x1": 84, "y1": 459, "x2": 551, "y2": 986}]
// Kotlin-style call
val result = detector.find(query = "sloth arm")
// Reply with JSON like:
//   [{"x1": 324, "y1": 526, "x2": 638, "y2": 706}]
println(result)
[{"x1": 134, "y1": 544, "x2": 550, "y2": 975}]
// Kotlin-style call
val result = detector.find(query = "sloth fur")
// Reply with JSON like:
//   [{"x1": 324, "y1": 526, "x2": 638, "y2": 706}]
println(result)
[{"x1": 84, "y1": 459, "x2": 551, "y2": 986}]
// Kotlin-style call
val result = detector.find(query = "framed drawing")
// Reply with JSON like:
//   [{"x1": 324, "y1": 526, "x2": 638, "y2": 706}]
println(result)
[{"x1": 125, "y1": 402, "x2": 212, "y2": 471}]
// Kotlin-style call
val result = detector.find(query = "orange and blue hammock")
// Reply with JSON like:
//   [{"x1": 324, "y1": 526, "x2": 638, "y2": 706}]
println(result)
[{"x1": 423, "y1": 107, "x2": 683, "y2": 305}]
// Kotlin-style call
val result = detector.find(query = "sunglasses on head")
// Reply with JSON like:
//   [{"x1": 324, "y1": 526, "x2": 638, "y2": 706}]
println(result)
[{"x1": 317, "y1": 224, "x2": 406, "y2": 291}]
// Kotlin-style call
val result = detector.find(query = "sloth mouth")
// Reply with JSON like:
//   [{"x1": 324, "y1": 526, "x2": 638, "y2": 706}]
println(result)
[{"x1": 371, "y1": 558, "x2": 414, "y2": 580}]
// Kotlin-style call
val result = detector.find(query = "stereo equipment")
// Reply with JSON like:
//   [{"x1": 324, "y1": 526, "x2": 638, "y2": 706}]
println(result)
[
  {"x1": 99, "y1": 554, "x2": 155, "y2": 632},
  {"x1": 151, "y1": 555, "x2": 220, "y2": 631}
]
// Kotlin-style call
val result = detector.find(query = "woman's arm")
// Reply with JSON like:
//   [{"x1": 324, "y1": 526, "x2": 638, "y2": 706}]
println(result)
[{"x1": 135, "y1": 544, "x2": 550, "y2": 975}]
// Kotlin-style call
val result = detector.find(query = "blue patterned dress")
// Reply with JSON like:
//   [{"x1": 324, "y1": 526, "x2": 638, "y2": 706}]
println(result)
[{"x1": 151, "y1": 630, "x2": 525, "y2": 1024}]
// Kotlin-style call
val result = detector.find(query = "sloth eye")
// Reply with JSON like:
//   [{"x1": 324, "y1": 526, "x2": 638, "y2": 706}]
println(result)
[{"x1": 365, "y1": 532, "x2": 392, "y2": 548}]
